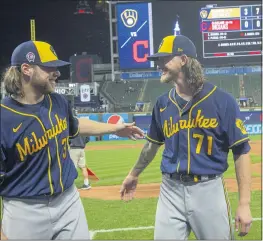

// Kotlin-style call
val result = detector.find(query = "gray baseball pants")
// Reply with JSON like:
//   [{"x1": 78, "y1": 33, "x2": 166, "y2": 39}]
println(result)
[
  {"x1": 2, "y1": 184, "x2": 90, "y2": 239},
  {"x1": 154, "y1": 173, "x2": 234, "y2": 240}
]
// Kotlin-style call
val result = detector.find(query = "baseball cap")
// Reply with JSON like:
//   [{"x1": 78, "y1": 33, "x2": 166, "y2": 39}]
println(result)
[
  {"x1": 11, "y1": 40, "x2": 71, "y2": 67},
  {"x1": 147, "y1": 35, "x2": 197, "y2": 61}
]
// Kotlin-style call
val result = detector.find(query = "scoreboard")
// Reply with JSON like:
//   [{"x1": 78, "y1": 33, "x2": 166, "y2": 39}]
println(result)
[{"x1": 200, "y1": 4, "x2": 262, "y2": 58}]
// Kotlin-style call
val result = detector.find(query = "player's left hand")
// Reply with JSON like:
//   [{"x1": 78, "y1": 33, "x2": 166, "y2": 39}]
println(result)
[
  {"x1": 235, "y1": 203, "x2": 252, "y2": 237},
  {"x1": 115, "y1": 122, "x2": 144, "y2": 140},
  {"x1": 1, "y1": 229, "x2": 8, "y2": 240}
]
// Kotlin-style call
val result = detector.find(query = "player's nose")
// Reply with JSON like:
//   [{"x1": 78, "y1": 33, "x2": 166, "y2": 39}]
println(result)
[{"x1": 53, "y1": 69, "x2": 61, "y2": 78}]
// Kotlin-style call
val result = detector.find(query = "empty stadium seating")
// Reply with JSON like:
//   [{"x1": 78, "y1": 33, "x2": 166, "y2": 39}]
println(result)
[
  {"x1": 243, "y1": 74, "x2": 262, "y2": 106},
  {"x1": 102, "y1": 80, "x2": 144, "y2": 110},
  {"x1": 205, "y1": 75, "x2": 240, "y2": 98},
  {"x1": 99, "y1": 73, "x2": 261, "y2": 112},
  {"x1": 142, "y1": 79, "x2": 172, "y2": 104}
]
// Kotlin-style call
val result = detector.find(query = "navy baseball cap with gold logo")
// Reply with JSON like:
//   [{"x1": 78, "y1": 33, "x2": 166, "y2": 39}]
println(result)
[
  {"x1": 147, "y1": 35, "x2": 197, "y2": 61},
  {"x1": 11, "y1": 40, "x2": 71, "y2": 67}
]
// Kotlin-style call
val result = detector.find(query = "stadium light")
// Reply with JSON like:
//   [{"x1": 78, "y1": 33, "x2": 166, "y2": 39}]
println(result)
[{"x1": 74, "y1": 0, "x2": 94, "y2": 15}]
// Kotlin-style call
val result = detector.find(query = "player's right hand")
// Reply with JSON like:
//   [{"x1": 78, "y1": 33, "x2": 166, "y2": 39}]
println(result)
[
  {"x1": 115, "y1": 122, "x2": 144, "y2": 141},
  {"x1": 120, "y1": 174, "x2": 138, "y2": 202}
]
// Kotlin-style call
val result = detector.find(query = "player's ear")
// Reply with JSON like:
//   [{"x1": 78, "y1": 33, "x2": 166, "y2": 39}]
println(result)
[
  {"x1": 20, "y1": 63, "x2": 34, "y2": 77},
  {"x1": 180, "y1": 55, "x2": 188, "y2": 66}
]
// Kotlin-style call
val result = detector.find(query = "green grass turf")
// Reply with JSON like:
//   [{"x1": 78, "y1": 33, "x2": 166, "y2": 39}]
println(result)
[
  {"x1": 87, "y1": 134, "x2": 261, "y2": 145},
  {"x1": 76, "y1": 136, "x2": 261, "y2": 240},
  {"x1": 248, "y1": 134, "x2": 262, "y2": 141},
  {"x1": 75, "y1": 136, "x2": 261, "y2": 188},
  {"x1": 82, "y1": 191, "x2": 261, "y2": 240}
]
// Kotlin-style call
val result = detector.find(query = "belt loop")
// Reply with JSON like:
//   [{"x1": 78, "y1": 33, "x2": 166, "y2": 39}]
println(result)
[{"x1": 194, "y1": 175, "x2": 198, "y2": 182}]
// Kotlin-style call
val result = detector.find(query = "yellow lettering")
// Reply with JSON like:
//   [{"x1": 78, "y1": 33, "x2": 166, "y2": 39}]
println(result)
[
  {"x1": 16, "y1": 138, "x2": 32, "y2": 161},
  {"x1": 52, "y1": 126, "x2": 57, "y2": 137},
  {"x1": 202, "y1": 119, "x2": 210, "y2": 128},
  {"x1": 193, "y1": 133, "x2": 204, "y2": 154},
  {"x1": 46, "y1": 129, "x2": 54, "y2": 139},
  {"x1": 188, "y1": 119, "x2": 195, "y2": 128},
  {"x1": 210, "y1": 119, "x2": 218, "y2": 128},
  {"x1": 31, "y1": 132, "x2": 40, "y2": 151},
  {"x1": 162, "y1": 110, "x2": 219, "y2": 138},
  {"x1": 15, "y1": 114, "x2": 69, "y2": 162},
  {"x1": 62, "y1": 137, "x2": 69, "y2": 159},
  {"x1": 55, "y1": 114, "x2": 64, "y2": 132},
  {"x1": 163, "y1": 120, "x2": 170, "y2": 138},
  {"x1": 63, "y1": 118, "x2": 67, "y2": 129},
  {"x1": 207, "y1": 136, "x2": 213, "y2": 155},
  {"x1": 195, "y1": 110, "x2": 204, "y2": 127},
  {"x1": 193, "y1": 133, "x2": 213, "y2": 156},
  {"x1": 179, "y1": 120, "x2": 187, "y2": 129},
  {"x1": 38, "y1": 135, "x2": 48, "y2": 148},
  {"x1": 163, "y1": 117, "x2": 181, "y2": 138}
]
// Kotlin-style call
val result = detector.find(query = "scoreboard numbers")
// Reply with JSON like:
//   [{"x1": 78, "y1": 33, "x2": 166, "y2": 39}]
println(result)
[
  {"x1": 200, "y1": 4, "x2": 262, "y2": 59},
  {"x1": 241, "y1": 19, "x2": 252, "y2": 30},
  {"x1": 252, "y1": 5, "x2": 262, "y2": 16},
  {"x1": 241, "y1": 6, "x2": 252, "y2": 17},
  {"x1": 253, "y1": 19, "x2": 262, "y2": 29}
]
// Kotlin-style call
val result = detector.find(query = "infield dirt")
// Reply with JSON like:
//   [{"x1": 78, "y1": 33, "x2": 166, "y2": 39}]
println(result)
[{"x1": 80, "y1": 140, "x2": 262, "y2": 200}]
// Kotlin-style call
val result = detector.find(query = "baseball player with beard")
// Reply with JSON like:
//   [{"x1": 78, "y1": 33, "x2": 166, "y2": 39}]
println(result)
[
  {"x1": 120, "y1": 35, "x2": 252, "y2": 239},
  {"x1": 0, "y1": 40, "x2": 144, "y2": 239}
]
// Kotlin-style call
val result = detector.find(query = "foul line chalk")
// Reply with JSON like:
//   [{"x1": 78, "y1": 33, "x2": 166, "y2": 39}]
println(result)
[{"x1": 90, "y1": 217, "x2": 262, "y2": 239}]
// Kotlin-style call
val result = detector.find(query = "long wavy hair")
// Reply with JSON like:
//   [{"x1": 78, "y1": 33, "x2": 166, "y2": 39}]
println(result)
[
  {"x1": 181, "y1": 57, "x2": 206, "y2": 94},
  {"x1": 1, "y1": 66, "x2": 24, "y2": 97}
]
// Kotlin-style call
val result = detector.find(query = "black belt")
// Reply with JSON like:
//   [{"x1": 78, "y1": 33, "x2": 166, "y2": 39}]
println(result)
[{"x1": 163, "y1": 172, "x2": 219, "y2": 183}]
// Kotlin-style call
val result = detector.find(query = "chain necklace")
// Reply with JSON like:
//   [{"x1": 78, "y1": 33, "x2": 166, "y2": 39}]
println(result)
[{"x1": 174, "y1": 83, "x2": 204, "y2": 111}]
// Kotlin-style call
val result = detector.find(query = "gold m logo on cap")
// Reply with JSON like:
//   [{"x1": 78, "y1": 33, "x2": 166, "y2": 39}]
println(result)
[
  {"x1": 158, "y1": 36, "x2": 175, "y2": 54},
  {"x1": 33, "y1": 41, "x2": 58, "y2": 63},
  {"x1": 121, "y1": 9, "x2": 138, "y2": 28},
  {"x1": 177, "y1": 48, "x2": 183, "y2": 52}
]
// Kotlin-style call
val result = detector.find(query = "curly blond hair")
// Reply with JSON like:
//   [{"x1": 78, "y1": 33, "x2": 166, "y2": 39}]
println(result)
[
  {"x1": 182, "y1": 57, "x2": 206, "y2": 93},
  {"x1": 2, "y1": 66, "x2": 24, "y2": 97}
]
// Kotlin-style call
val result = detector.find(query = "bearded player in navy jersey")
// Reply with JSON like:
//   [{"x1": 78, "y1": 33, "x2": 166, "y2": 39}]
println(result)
[
  {"x1": 0, "y1": 40, "x2": 144, "y2": 239},
  {"x1": 120, "y1": 35, "x2": 252, "y2": 240}
]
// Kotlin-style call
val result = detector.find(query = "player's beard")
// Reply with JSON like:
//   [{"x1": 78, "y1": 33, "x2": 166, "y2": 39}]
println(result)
[
  {"x1": 160, "y1": 67, "x2": 180, "y2": 84},
  {"x1": 31, "y1": 72, "x2": 55, "y2": 95},
  {"x1": 43, "y1": 81, "x2": 55, "y2": 94}
]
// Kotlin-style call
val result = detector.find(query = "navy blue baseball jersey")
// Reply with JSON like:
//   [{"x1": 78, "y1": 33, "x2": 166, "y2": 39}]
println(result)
[
  {"x1": 146, "y1": 82, "x2": 250, "y2": 175},
  {"x1": 0, "y1": 93, "x2": 79, "y2": 197}
]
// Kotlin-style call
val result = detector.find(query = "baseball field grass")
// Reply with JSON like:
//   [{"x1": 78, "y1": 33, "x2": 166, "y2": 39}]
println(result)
[{"x1": 76, "y1": 134, "x2": 262, "y2": 240}]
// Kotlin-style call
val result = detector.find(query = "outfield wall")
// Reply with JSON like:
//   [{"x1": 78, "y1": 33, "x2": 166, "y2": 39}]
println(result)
[{"x1": 77, "y1": 109, "x2": 262, "y2": 141}]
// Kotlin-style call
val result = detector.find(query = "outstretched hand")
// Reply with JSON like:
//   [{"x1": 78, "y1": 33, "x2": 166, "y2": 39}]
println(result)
[
  {"x1": 235, "y1": 204, "x2": 252, "y2": 237},
  {"x1": 120, "y1": 174, "x2": 139, "y2": 201},
  {"x1": 115, "y1": 122, "x2": 144, "y2": 140}
]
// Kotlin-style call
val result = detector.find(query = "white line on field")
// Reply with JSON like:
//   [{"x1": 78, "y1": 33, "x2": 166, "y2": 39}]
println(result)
[
  {"x1": 89, "y1": 217, "x2": 262, "y2": 239},
  {"x1": 89, "y1": 231, "x2": 95, "y2": 240}
]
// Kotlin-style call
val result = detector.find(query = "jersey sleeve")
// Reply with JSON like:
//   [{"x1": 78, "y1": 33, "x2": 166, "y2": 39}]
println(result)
[
  {"x1": 232, "y1": 142, "x2": 251, "y2": 155},
  {"x1": 224, "y1": 95, "x2": 250, "y2": 149},
  {"x1": 0, "y1": 145, "x2": 6, "y2": 185},
  {"x1": 145, "y1": 101, "x2": 165, "y2": 145},
  {"x1": 68, "y1": 104, "x2": 79, "y2": 138}
]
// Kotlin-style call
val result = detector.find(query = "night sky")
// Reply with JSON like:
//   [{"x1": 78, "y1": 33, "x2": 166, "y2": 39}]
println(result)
[
  {"x1": 0, "y1": 0, "x2": 110, "y2": 79},
  {"x1": 0, "y1": 0, "x2": 261, "y2": 79}
]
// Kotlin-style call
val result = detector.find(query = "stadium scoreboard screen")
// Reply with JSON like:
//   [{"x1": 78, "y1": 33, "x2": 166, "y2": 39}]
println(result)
[{"x1": 200, "y1": 4, "x2": 262, "y2": 58}]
